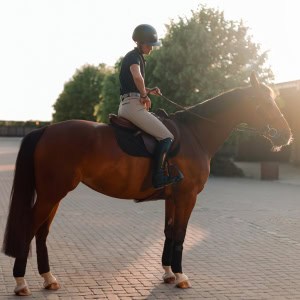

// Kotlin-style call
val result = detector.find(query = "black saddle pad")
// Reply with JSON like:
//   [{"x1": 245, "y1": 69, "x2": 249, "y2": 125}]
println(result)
[{"x1": 110, "y1": 124, "x2": 155, "y2": 157}]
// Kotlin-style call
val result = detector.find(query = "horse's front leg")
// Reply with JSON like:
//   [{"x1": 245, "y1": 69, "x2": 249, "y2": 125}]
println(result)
[
  {"x1": 162, "y1": 192, "x2": 196, "y2": 288},
  {"x1": 161, "y1": 199, "x2": 176, "y2": 284}
]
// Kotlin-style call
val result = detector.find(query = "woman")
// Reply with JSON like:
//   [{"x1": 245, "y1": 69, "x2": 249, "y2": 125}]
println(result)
[{"x1": 118, "y1": 24, "x2": 183, "y2": 189}]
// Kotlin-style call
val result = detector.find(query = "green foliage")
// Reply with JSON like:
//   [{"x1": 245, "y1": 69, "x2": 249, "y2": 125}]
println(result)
[
  {"x1": 146, "y1": 5, "x2": 273, "y2": 112},
  {"x1": 94, "y1": 60, "x2": 122, "y2": 123},
  {"x1": 52, "y1": 64, "x2": 109, "y2": 122}
]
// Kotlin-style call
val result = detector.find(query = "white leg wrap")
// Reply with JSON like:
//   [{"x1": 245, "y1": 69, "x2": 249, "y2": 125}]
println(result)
[
  {"x1": 162, "y1": 265, "x2": 176, "y2": 283},
  {"x1": 41, "y1": 272, "x2": 57, "y2": 288},
  {"x1": 14, "y1": 277, "x2": 31, "y2": 295},
  {"x1": 175, "y1": 273, "x2": 192, "y2": 288}
]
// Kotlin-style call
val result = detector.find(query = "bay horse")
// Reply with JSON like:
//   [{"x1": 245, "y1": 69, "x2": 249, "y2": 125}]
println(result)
[{"x1": 2, "y1": 73, "x2": 292, "y2": 296}]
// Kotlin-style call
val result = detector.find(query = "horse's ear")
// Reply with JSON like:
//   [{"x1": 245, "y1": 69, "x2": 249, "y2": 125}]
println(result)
[{"x1": 250, "y1": 71, "x2": 260, "y2": 88}]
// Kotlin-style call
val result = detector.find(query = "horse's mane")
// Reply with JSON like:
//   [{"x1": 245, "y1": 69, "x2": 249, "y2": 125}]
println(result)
[
  {"x1": 173, "y1": 87, "x2": 250, "y2": 123},
  {"x1": 173, "y1": 83, "x2": 277, "y2": 123}
]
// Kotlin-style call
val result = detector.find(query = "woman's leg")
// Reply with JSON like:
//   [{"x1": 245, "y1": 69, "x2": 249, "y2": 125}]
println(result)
[{"x1": 118, "y1": 97, "x2": 174, "y2": 140}]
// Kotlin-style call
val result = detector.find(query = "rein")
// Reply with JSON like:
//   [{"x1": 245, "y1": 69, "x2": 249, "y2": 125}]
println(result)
[
  {"x1": 158, "y1": 93, "x2": 280, "y2": 139},
  {"x1": 158, "y1": 94, "x2": 216, "y2": 123}
]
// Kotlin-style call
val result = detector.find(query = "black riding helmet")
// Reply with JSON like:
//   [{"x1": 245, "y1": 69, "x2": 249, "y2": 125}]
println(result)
[{"x1": 132, "y1": 24, "x2": 161, "y2": 46}]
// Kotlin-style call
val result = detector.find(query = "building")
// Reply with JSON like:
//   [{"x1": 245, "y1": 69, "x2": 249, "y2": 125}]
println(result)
[{"x1": 274, "y1": 80, "x2": 300, "y2": 165}]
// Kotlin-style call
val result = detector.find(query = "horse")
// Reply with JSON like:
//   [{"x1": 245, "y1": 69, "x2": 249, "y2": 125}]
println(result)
[{"x1": 2, "y1": 73, "x2": 293, "y2": 296}]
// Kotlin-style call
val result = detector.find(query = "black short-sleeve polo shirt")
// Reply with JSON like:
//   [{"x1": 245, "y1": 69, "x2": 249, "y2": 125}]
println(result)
[{"x1": 119, "y1": 47, "x2": 145, "y2": 95}]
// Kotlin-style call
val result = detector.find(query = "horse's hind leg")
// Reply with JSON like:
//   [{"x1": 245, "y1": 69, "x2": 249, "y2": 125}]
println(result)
[
  {"x1": 13, "y1": 198, "x2": 61, "y2": 296},
  {"x1": 36, "y1": 203, "x2": 60, "y2": 290},
  {"x1": 13, "y1": 255, "x2": 31, "y2": 295}
]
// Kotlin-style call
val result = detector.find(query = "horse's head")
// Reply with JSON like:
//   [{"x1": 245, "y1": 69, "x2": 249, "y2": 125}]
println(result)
[{"x1": 246, "y1": 72, "x2": 293, "y2": 151}]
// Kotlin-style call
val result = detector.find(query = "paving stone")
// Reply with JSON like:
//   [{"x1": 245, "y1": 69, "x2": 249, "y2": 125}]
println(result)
[{"x1": 1, "y1": 137, "x2": 300, "y2": 299}]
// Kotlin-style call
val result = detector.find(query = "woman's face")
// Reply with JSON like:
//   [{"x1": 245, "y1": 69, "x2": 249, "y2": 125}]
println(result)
[{"x1": 141, "y1": 44, "x2": 153, "y2": 55}]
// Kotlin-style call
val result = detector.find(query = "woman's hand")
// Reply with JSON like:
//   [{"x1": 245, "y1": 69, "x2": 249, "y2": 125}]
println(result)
[
  {"x1": 140, "y1": 96, "x2": 151, "y2": 110},
  {"x1": 147, "y1": 87, "x2": 162, "y2": 96}
]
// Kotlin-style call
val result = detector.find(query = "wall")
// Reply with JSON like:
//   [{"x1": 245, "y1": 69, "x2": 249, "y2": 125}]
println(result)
[
  {"x1": 0, "y1": 126, "x2": 37, "y2": 137},
  {"x1": 279, "y1": 86, "x2": 300, "y2": 165}
]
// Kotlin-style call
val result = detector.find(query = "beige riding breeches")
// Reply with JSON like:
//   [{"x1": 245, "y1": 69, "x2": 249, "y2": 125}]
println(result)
[{"x1": 118, "y1": 96, "x2": 174, "y2": 141}]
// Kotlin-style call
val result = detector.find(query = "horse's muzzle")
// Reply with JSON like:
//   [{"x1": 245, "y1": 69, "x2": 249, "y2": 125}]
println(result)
[{"x1": 262, "y1": 124, "x2": 293, "y2": 149}]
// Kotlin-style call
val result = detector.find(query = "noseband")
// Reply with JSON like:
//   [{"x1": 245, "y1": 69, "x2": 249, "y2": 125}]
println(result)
[
  {"x1": 236, "y1": 124, "x2": 280, "y2": 138},
  {"x1": 236, "y1": 96, "x2": 283, "y2": 140}
]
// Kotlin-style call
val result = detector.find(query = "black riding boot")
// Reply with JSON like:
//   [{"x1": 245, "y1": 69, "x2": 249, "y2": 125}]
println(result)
[{"x1": 152, "y1": 138, "x2": 183, "y2": 189}]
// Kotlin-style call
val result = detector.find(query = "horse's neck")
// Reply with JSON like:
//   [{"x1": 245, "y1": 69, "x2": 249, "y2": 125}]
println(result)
[
  {"x1": 188, "y1": 89, "x2": 248, "y2": 158},
  {"x1": 194, "y1": 112, "x2": 240, "y2": 158}
]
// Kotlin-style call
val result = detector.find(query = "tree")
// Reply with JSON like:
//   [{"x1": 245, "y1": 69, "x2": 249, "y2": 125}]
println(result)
[
  {"x1": 52, "y1": 64, "x2": 109, "y2": 122},
  {"x1": 94, "y1": 60, "x2": 121, "y2": 123},
  {"x1": 146, "y1": 5, "x2": 273, "y2": 112}
]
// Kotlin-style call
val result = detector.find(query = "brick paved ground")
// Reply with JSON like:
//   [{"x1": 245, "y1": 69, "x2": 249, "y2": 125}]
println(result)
[{"x1": 1, "y1": 137, "x2": 300, "y2": 299}]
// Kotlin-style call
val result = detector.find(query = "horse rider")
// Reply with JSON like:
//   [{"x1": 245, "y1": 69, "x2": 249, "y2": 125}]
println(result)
[{"x1": 118, "y1": 24, "x2": 183, "y2": 189}]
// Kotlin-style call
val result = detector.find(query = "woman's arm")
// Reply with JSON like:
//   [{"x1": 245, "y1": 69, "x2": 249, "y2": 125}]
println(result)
[{"x1": 130, "y1": 64, "x2": 151, "y2": 110}]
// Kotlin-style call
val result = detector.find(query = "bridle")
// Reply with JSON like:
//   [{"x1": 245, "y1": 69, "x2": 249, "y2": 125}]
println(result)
[
  {"x1": 158, "y1": 92, "x2": 283, "y2": 140},
  {"x1": 237, "y1": 95, "x2": 284, "y2": 140},
  {"x1": 234, "y1": 123, "x2": 280, "y2": 139}
]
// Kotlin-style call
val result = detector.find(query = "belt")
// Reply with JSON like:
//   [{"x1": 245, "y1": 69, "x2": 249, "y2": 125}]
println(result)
[{"x1": 120, "y1": 92, "x2": 140, "y2": 101}]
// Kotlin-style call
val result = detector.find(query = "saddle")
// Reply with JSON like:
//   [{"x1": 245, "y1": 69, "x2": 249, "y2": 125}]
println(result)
[{"x1": 109, "y1": 109, "x2": 180, "y2": 157}]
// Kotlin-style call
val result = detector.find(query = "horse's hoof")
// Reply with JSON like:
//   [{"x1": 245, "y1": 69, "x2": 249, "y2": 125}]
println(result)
[
  {"x1": 14, "y1": 286, "x2": 32, "y2": 296},
  {"x1": 176, "y1": 280, "x2": 192, "y2": 289},
  {"x1": 175, "y1": 273, "x2": 191, "y2": 289},
  {"x1": 163, "y1": 274, "x2": 176, "y2": 284},
  {"x1": 162, "y1": 266, "x2": 176, "y2": 284},
  {"x1": 44, "y1": 282, "x2": 60, "y2": 290}
]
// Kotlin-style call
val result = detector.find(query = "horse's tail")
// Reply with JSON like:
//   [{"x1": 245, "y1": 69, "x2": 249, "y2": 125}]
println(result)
[{"x1": 2, "y1": 126, "x2": 47, "y2": 258}]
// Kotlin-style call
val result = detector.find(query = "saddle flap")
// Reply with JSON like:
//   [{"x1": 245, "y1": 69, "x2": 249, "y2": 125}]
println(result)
[
  {"x1": 109, "y1": 114, "x2": 139, "y2": 131},
  {"x1": 109, "y1": 112, "x2": 180, "y2": 157}
]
